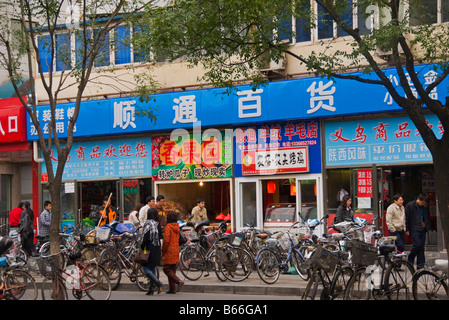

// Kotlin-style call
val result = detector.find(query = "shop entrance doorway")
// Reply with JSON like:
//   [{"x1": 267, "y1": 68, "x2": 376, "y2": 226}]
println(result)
[
  {"x1": 154, "y1": 179, "x2": 231, "y2": 226},
  {"x1": 236, "y1": 174, "x2": 323, "y2": 235},
  {"x1": 376, "y1": 165, "x2": 437, "y2": 247}
]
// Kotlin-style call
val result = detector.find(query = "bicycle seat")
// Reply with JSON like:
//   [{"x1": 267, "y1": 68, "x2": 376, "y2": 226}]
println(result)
[
  {"x1": 434, "y1": 259, "x2": 448, "y2": 272},
  {"x1": 190, "y1": 238, "x2": 200, "y2": 243},
  {"x1": 257, "y1": 233, "x2": 269, "y2": 240}
]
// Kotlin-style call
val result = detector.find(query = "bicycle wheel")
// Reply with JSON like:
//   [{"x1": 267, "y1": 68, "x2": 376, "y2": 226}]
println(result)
[
  {"x1": 179, "y1": 246, "x2": 204, "y2": 281},
  {"x1": 220, "y1": 247, "x2": 253, "y2": 282},
  {"x1": 344, "y1": 267, "x2": 370, "y2": 300},
  {"x1": 101, "y1": 258, "x2": 122, "y2": 290},
  {"x1": 41, "y1": 275, "x2": 68, "y2": 300},
  {"x1": 328, "y1": 266, "x2": 353, "y2": 300},
  {"x1": 256, "y1": 248, "x2": 280, "y2": 284},
  {"x1": 302, "y1": 271, "x2": 319, "y2": 300},
  {"x1": 291, "y1": 248, "x2": 310, "y2": 281},
  {"x1": 81, "y1": 263, "x2": 111, "y2": 300},
  {"x1": 7, "y1": 269, "x2": 37, "y2": 300},
  {"x1": 384, "y1": 259, "x2": 415, "y2": 300},
  {"x1": 209, "y1": 250, "x2": 227, "y2": 282},
  {"x1": 412, "y1": 269, "x2": 448, "y2": 300}
]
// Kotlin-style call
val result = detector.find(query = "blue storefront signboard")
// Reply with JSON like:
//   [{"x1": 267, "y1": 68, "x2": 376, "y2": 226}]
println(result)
[
  {"x1": 27, "y1": 64, "x2": 449, "y2": 141},
  {"x1": 41, "y1": 137, "x2": 151, "y2": 181},
  {"x1": 325, "y1": 114, "x2": 443, "y2": 166}
]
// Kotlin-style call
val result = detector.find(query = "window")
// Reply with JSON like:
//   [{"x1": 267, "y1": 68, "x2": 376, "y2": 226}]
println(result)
[
  {"x1": 115, "y1": 25, "x2": 131, "y2": 65},
  {"x1": 56, "y1": 33, "x2": 71, "y2": 71},
  {"x1": 38, "y1": 24, "x2": 146, "y2": 73},
  {"x1": 94, "y1": 28, "x2": 110, "y2": 67},
  {"x1": 38, "y1": 35, "x2": 52, "y2": 73},
  {"x1": 409, "y1": 0, "x2": 449, "y2": 25}
]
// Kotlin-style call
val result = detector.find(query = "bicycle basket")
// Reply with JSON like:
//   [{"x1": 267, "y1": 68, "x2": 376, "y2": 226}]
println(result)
[
  {"x1": 277, "y1": 233, "x2": 290, "y2": 251},
  {"x1": 37, "y1": 256, "x2": 59, "y2": 276},
  {"x1": 96, "y1": 226, "x2": 112, "y2": 242},
  {"x1": 229, "y1": 232, "x2": 244, "y2": 247},
  {"x1": 205, "y1": 232, "x2": 217, "y2": 246},
  {"x1": 187, "y1": 231, "x2": 199, "y2": 242},
  {"x1": 306, "y1": 245, "x2": 339, "y2": 272},
  {"x1": 351, "y1": 240, "x2": 377, "y2": 267}
]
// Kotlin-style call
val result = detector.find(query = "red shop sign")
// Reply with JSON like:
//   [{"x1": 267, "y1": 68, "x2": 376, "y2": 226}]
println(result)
[
  {"x1": 0, "y1": 97, "x2": 27, "y2": 143},
  {"x1": 357, "y1": 169, "x2": 373, "y2": 197}
]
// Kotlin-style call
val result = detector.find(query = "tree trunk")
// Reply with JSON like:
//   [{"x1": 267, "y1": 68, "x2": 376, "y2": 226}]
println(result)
[{"x1": 430, "y1": 146, "x2": 449, "y2": 290}]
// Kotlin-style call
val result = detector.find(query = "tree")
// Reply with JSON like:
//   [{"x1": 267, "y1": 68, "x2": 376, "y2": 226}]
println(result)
[
  {"x1": 138, "y1": 0, "x2": 449, "y2": 272},
  {"x1": 0, "y1": 0, "x2": 156, "y2": 270}
]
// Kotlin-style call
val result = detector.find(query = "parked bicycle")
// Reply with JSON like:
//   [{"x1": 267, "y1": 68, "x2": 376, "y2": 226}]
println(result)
[
  {"x1": 255, "y1": 222, "x2": 309, "y2": 284},
  {"x1": 412, "y1": 259, "x2": 448, "y2": 300},
  {"x1": 39, "y1": 250, "x2": 111, "y2": 300},
  {"x1": 0, "y1": 238, "x2": 37, "y2": 300},
  {"x1": 99, "y1": 230, "x2": 151, "y2": 291},
  {"x1": 344, "y1": 235, "x2": 415, "y2": 300}
]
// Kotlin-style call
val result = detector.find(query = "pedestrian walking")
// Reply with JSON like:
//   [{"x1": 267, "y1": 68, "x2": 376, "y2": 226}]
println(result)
[
  {"x1": 18, "y1": 201, "x2": 36, "y2": 256},
  {"x1": 162, "y1": 211, "x2": 183, "y2": 294},
  {"x1": 386, "y1": 194, "x2": 406, "y2": 253},
  {"x1": 141, "y1": 208, "x2": 164, "y2": 295},
  {"x1": 38, "y1": 201, "x2": 52, "y2": 237},
  {"x1": 128, "y1": 203, "x2": 144, "y2": 229},
  {"x1": 156, "y1": 195, "x2": 167, "y2": 230},
  {"x1": 405, "y1": 193, "x2": 430, "y2": 269},
  {"x1": 138, "y1": 196, "x2": 155, "y2": 226},
  {"x1": 9, "y1": 202, "x2": 25, "y2": 240},
  {"x1": 405, "y1": 193, "x2": 430, "y2": 270}
]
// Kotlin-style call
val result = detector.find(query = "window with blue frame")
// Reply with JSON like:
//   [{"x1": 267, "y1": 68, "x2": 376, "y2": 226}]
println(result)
[
  {"x1": 336, "y1": 0, "x2": 353, "y2": 37},
  {"x1": 75, "y1": 29, "x2": 92, "y2": 69},
  {"x1": 56, "y1": 33, "x2": 71, "y2": 71},
  {"x1": 39, "y1": 24, "x2": 145, "y2": 73},
  {"x1": 94, "y1": 28, "x2": 110, "y2": 67},
  {"x1": 38, "y1": 35, "x2": 52, "y2": 73},
  {"x1": 318, "y1": 3, "x2": 334, "y2": 39},
  {"x1": 114, "y1": 25, "x2": 131, "y2": 65},
  {"x1": 295, "y1": 1, "x2": 311, "y2": 43}
]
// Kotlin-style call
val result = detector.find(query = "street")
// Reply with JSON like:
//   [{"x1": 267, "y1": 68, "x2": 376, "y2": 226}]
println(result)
[{"x1": 108, "y1": 290, "x2": 300, "y2": 300}]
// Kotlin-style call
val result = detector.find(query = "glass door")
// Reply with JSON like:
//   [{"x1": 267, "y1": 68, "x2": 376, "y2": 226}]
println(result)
[
  {"x1": 237, "y1": 180, "x2": 260, "y2": 230},
  {"x1": 296, "y1": 174, "x2": 323, "y2": 236}
]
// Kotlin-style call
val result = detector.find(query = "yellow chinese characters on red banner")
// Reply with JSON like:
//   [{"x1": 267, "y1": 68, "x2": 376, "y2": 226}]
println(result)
[{"x1": 152, "y1": 134, "x2": 231, "y2": 180}]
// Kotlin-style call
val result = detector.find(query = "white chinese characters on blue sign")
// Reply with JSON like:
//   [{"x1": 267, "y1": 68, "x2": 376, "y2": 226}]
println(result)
[
  {"x1": 325, "y1": 115, "x2": 442, "y2": 166},
  {"x1": 27, "y1": 63, "x2": 449, "y2": 141}
]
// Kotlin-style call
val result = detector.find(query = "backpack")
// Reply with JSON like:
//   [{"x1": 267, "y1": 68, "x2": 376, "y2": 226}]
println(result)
[{"x1": 18, "y1": 213, "x2": 33, "y2": 235}]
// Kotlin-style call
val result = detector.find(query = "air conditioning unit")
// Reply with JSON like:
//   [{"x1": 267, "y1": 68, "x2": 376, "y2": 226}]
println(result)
[{"x1": 258, "y1": 52, "x2": 286, "y2": 75}]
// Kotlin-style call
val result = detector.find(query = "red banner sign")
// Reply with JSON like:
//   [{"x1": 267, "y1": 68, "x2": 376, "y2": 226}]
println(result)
[
  {"x1": 0, "y1": 97, "x2": 27, "y2": 143},
  {"x1": 357, "y1": 169, "x2": 373, "y2": 197}
]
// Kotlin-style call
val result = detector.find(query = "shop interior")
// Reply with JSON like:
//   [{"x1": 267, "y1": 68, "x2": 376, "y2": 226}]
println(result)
[
  {"x1": 260, "y1": 178, "x2": 317, "y2": 230},
  {"x1": 326, "y1": 165, "x2": 437, "y2": 246},
  {"x1": 156, "y1": 180, "x2": 231, "y2": 223}
]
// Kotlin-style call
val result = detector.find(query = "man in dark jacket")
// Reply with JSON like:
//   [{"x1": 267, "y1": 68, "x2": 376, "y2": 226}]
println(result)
[{"x1": 405, "y1": 193, "x2": 430, "y2": 270}]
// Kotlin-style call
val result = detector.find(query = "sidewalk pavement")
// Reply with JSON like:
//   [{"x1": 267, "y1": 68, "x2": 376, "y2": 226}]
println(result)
[{"x1": 117, "y1": 270, "x2": 308, "y2": 296}]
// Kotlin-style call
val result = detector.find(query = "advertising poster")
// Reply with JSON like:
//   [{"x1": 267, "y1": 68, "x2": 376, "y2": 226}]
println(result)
[{"x1": 151, "y1": 131, "x2": 232, "y2": 180}]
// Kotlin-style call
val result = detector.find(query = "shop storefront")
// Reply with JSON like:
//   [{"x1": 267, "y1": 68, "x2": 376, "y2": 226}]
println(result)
[
  {"x1": 0, "y1": 97, "x2": 35, "y2": 229},
  {"x1": 151, "y1": 130, "x2": 233, "y2": 224},
  {"x1": 39, "y1": 136, "x2": 153, "y2": 230},
  {"x1": 324, "y1": 114, "x2": 442, "y2": 250},
  {"x1": 234, "y1": 121, "x2": 323, "y2": 234}
]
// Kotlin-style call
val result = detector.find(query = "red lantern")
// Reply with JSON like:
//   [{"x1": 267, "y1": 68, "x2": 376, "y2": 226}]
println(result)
[
  {"x1": 290, "y1": 184, "x2": 296, "y2": 196},
  {"x1": 267, "y1": 181, "x2": 276, "y2": 194}
]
